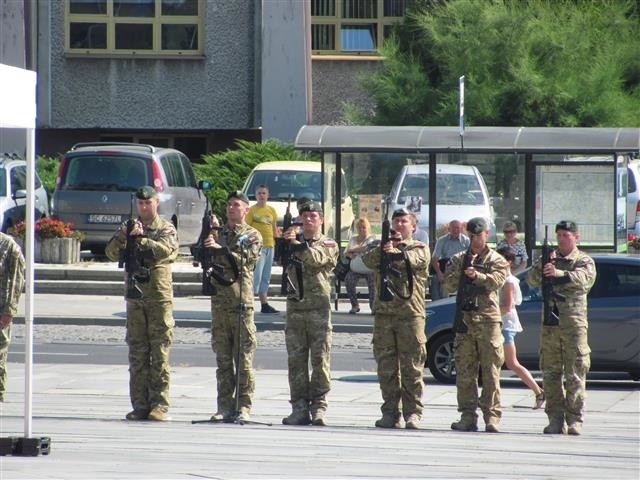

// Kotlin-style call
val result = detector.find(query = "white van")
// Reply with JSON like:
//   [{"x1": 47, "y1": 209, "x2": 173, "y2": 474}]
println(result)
[
  {"x1": 388, "y1": 164, "x2": 495, "y2": 237},
  {"x1": 241, "y1": 160, "x2": 354, "y2": 236}
]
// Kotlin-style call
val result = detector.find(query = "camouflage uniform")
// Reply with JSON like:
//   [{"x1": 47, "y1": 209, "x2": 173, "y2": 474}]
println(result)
[
  {"x1": 0, "y1": 233, "x2": 25, "y2": 401},
  {"x1": 527, "y1": 247, "x2": 596, "y2": 433},
  {"x1": 284, "y1": 232, "x2": 338, "y2": 424},
  {"x1": 444, "y1": 247, "x2": 508, "y2": 430},
  {"x1": 362, "y1": 238, "x2": 430, "y2": 427},
  {"x1": 105, "y1": 215, "x2": 178, "y2": 415},
  {"x1": 209, "y1": 223, "x2": 262, "y2": 416}
]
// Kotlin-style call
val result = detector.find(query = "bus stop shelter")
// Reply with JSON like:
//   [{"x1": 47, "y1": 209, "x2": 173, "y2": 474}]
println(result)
[{"x1": 294, "y1": 125, "x2": 640, "y2": 255}]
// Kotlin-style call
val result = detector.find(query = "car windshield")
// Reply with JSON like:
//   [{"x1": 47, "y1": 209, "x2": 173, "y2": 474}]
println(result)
[
  {"x1": 62, "y1": 155, "x2": 149, "y2": 191},
  {"x1": 0, "y1": 168, "x2": 5, "y2": 196},
  {"x1": 399, "y1": 173, "x2": 484, "y2": 205},
  {"x1": 245, "y1": 170, "x2": 321, "y2": 201}
]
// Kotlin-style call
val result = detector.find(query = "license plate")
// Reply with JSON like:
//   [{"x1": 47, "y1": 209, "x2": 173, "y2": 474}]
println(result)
[{"x1": 88, "y1": 214, "x2": 122, "y2": 224}]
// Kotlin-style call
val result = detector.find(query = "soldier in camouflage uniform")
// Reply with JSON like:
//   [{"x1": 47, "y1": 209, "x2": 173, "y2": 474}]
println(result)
[
  {"x1": 444, "y1": 217, "x2": 509, "y2": 433},
  {"x1": 362, "y1": 208, "x2": 430, "y2": 430},
  {"x1": 527, "y1": 220, "x2": 596, "y2": 435},
  {"x1": 281, "y1": 201, "x2": 338, "y2": 426},
  {"x1": 205, "y1": 191, "x2": 262, "y2": 423},
  {"x1": 0, "y1": 232, "x2": 25, "y2": 402},
  {"x1": 106, "y1": 186, "x2": 178, "y2": 421}
]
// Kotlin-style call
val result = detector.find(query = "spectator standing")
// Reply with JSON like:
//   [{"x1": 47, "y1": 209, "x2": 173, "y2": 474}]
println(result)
[
  {"x1": 496, "y1": 221, "x2": 528, "y2": 275},
  {"x1": 205, "y1": 191, "x2": 262, "y2": 422},
  {"x1": 497, "y1": 246, "x2": 545, "y2": 409},
  {"x1": 344, "y1": 218, "x2": 376, "y2": 313},
  {"x1": 445, "y1": 217, "x2": 508, "y2": 433},
  {"x1": 362, "y1": 208, "x2": 430, "y2": 429},
  {"x1": 105, "y1": 186, "x2": 179, "y2": 421},
  {"x1": 527, "y1": 220, "x2": 596, "y2": 435},
  {"x1": 282, "y1": 201, "x2": 338, "y2": 426},
  {"x1": 431, "y1": 220, "x2": 470, "y2": 300},
  {"x1": 0, "y1": 232, "x2": 25, "y2": 402},
  {"x1": 246, "y1": 184, "x2": 279, "y2": 314}
]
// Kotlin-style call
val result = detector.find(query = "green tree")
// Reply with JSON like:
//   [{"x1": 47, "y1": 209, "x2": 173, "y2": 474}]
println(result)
[
  {"x1": 193, "y1": 139, "x2": 317, "y2": 219},
  {"x1": 352, "y1": 0, "x2": 640, "y2": 127}
]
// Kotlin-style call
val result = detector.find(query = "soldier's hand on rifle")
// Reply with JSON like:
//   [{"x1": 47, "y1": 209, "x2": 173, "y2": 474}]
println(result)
[
  {"x1": 464, "y1": 254, "x2": 478, "y2": 279},
  {"x1": 284, "y1": 226, "x2": 301, "y2": 244},
  {"x1": 129, "y1": 220, "x2": 143, "y2": 237},
  {"x1": 203, "y1": 234, "x2": 220, "y2": 249},
  {"x1": 543, "y1": 262, "x2": 560, "y2": 278}
]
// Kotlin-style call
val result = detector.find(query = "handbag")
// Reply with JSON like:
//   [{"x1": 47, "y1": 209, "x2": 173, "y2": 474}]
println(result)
[
  {"x1": 350, "y1": 254, "x2": 372, "y2": 274},
  {"x1": 333, "y1": 258, "x2": 351, "y2": 282}
]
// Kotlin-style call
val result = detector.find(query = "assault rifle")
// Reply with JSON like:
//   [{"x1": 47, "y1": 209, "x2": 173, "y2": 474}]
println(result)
[
  {"x1": 190, "y1": 180, "x2": 223, "y2": 295},
  {"x1": 118, "y1": 193, "x2": 149, "y2": 299},
  {"x1": 541, "y1": 225, "x2": 565, "y2": 326},
  {"x1": 453, "y1": 247, "x2": 485, "y2": 333},
  {"x1": 280, "y1": 195, "x2": 304, "y2": 299},
  {"x1": 378, "y1": 201, "x2": 413, "y2": 302}
]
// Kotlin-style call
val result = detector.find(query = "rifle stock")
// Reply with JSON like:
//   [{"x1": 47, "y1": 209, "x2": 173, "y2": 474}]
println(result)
[{"x1": 378, "y1": 216, "x2": 395, "y2": 302}]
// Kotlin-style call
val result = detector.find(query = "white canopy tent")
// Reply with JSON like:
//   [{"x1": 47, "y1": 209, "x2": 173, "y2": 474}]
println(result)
[{"x1": 0, "y1": 62, "x2": 38, "y2": 438}]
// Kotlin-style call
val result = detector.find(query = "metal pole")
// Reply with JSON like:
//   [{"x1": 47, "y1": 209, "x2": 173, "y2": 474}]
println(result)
[{"x1": 24, "y1": 127, "x2": 35, "y2": 437}]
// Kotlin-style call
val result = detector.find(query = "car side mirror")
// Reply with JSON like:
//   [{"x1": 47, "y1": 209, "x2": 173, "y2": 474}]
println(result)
[{"x1": 13, "y1": 189, "x2": 27, "y2": 200}]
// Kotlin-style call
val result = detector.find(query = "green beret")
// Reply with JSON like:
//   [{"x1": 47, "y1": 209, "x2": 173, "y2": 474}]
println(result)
[
  {"x1": 135, "y1": 186, "x2": 158, "y2": 199},
  {"x1": 466, "y1": 217, "x2": 488, "y2": 234},
  {"x1": 227, "y1": 190, "x2": 250, "y2": 204},
  {"x1": 555, "y1": 220, "x2": 578, "y2": 233},
  {"x1": 298, "y1": 200, "x2": 323, "y2": 214}
]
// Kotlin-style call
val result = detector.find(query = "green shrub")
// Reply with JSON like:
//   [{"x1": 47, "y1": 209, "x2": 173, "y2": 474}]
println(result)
[{"x1": 36, "y1": 155, "x2": 61, "y2": 198}]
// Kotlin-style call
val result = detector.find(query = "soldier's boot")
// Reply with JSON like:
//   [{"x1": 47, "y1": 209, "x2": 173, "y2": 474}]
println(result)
[
  {"x1": 237, "y1": 407, "x2": 251, "y2": 423},
  {"x1": 543, "y1": 415, "x2": 567, "y2": 434},
  {"x1": 125, "y1": 408, "x2": 149, "y2": 421},
  {"x1": 567, "y1": 422, "x2": 582, "y2": 436},
  {"x1": 210, "y1": 408, "x2": 233, "y2": 422},
  {"x1": 375, "y1": 413, "x2": 401, "y2": 429},
  {"x1": 451, "y1": 413, "x2": 478, "y2": 432},
  {"x1": 282, "y1": 400, "x2": 311, "y2": 426},
  {"x1": 485, "y1": 423, "x2": 499, "y2": 433},
  {"x1": 404, "y1": 413, "x2": 421, "y2": 430},
  {"x1": 310, "y1": 398, "x2": 328, "y2": 426},
  {"x1": 148, "y1": 405, "x2": 170, "y2": 422}
]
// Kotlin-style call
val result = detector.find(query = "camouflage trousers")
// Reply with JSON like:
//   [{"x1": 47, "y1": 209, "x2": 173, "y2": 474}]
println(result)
[
  {"x1": 126, "y1": 299, "x2": 174, "y2": 411},
  {"x1": 211, "y1": 305, "x2": 257, "y2": 413},
  {"x1": 373, "y1": 313, "x2": 426, "y2": 419},
  {"x1": 0, "y1": 324, "x2": 11, "y2": 401},
  {"x1": 540, "y1": 325, "x2": 591, "y2": 426},
  {"x1": 285, "y1": 305, "x2": 332, "y2": 413},
  {"x1": 454, "y1": 322, "x2": 504, "y2": 425}
]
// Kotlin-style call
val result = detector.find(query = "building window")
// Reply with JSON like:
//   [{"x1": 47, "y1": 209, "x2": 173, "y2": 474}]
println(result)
[
  {"x1": 311, "y1": 0, "x2": 409, "y2": 54},
  {"x1": 66, "y1": 0, "x2": 203, "y2": 56}
]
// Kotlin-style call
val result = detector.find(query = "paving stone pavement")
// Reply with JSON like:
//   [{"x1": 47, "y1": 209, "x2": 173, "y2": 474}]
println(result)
[{"x1": 0, "y1": 362, "x2": 638, "y2": 480}]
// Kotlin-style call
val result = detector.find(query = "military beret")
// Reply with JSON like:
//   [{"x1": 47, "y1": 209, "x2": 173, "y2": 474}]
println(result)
[
  {"x1": 227, "y1": 190, "x2": 250, "y2": 204},
  {"x1": 135, "y1": 185, "x2": 158, "y2": 199},
  {"x1": 392, "y1": 208, "x2": 412, "y2": 219},
  {"x1": 298, "y1": 200, "x2": 323, "y2": 214},
  {"x1": 555, "y1": 220, "x2": 578, "y2": 233},
  {"x1": 466, "y1": 217, "x2": 488, "y2": 234}
]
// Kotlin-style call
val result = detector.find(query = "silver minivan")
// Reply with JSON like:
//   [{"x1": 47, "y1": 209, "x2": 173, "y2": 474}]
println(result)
[
  {"x1": 388, "y1": 163, "x2": 495, "y2": 238},
  {"x1": 52, "y1": 143, "x2": 207, "y2": 253}
]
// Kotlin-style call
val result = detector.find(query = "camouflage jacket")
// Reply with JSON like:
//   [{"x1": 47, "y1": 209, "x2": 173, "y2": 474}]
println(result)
[
  {"x1": 105, "y1": 215, "x2": 179, "y2": 302},
  {"x1": 0, "y1": 233, "x2": 25, "y2": 317},
  {"x1": 209, "y1": 223, "x2": 262, "y2": 310},
  {"x1": 527, "y1": 247, "x2": 596, "y2": 328},
  {"x1": 444, "y1": 247, "x2": 508, "y2": 324},
  {"x1": 362, "y1": 239, "x2": 430, "y2": 316},
  {"x1": 286, "y1": 232, "x2": 338, "y2": 311}
]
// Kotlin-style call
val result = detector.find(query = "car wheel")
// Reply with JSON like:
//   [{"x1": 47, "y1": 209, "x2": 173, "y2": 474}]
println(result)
[{"x1": 427, "y1": 332, "x2": 456, "y2": 384}]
